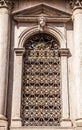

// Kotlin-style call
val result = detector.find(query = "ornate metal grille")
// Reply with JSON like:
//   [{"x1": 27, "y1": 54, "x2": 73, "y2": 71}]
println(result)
[{"x1": 22, "y1": 33, "x2": 61, "y2": 126}]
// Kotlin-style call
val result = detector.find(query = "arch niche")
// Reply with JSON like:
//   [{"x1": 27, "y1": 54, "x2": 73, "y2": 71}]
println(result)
[{"x1": 11, "y1": 26, "x2": 71, "y2": 128}]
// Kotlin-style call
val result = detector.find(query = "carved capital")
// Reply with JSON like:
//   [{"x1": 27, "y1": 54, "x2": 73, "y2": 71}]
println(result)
[
  {"x1": 0, "y1": 0, "x2": 14, "y2": 10},
  {"x1": 14, "y1": 48, "x2": 25, "y2": 56},
  {"x1": 70, "y1": 0, "x2": 82, "y2": 9},
  {"x1": 59, "y1": 48, "x2": 70, "y2": 57}
]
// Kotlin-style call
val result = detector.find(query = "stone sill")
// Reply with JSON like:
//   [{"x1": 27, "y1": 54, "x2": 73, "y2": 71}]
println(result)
[{"x1": 10, "y1": 126, "x2": 74, "y2": 130}]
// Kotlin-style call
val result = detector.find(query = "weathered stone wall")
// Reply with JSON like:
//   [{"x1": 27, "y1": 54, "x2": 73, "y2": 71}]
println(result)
[
  {"x1": 1, "y1": 0, "x2": 82, "y2": 130},
  {"x1": 7, "y1": 0, "x2": 74, "y2": 129}
]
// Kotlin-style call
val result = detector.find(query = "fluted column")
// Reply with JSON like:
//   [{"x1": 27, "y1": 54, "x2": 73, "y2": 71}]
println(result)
[
  {"x1": 0, "y1": 1, "x2": 11, "y2": 128},
  {"x1": 70, "y1": 0, "x2": 82, "y2": 126}
]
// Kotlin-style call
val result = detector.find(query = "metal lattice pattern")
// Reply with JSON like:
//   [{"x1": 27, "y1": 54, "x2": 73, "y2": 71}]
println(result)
[{"x1": 22, "y1": 33, "x2": 61, "y2": 126}]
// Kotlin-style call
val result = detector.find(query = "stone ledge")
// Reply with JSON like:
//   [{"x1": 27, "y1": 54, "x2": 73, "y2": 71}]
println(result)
[
  {"x1": 14, "y1": 48, "x2": 25, "y2": 56},
  {"x1": 0, "y1": 119, "x2": 8, "y2": 130},
  {"x1": 61, "y1": 118, "x2": 73, "y2": 127},
  {"x1": 10, "y1": 126, "x2": 74, "y2": 130},
  {"x1": 75, "y1": 118, "x2": 82, "y2": 127},
  {"x1": 59, "y1": 48, "x2": 70, "y2": 57}
]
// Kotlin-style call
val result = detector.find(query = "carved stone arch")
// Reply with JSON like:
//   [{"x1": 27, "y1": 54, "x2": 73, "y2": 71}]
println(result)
[{"x1": 18, "y1": 25, "x2": 66, "y2": 48}]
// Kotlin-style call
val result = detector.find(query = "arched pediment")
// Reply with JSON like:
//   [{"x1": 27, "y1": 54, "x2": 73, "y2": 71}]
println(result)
[{"x1": 13, "y1": 3, "x2": 71, "y2": 22}]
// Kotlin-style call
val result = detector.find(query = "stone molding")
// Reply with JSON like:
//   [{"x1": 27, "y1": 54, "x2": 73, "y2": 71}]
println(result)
[
  {"x1": 70, "y1": 0, "x2": 82, "y2": 9},
  {"x1": 0, "y1": 114, "x2": 7, "y2": 121},
  {"x1": 75, "y1": 118, "x2": 82, "y2": 127},
  {"x1": 13, "y1": 3, "x2": 71, "y2": 23},
  {"x1": 61, "y1": 118, "x2": 73, "y2": 127},
  {"x1": 18, "y1": 25, "x2": 66, "y2": 48},
  {"x1": 14, "y1": 48, "x2": 25, "y2": 56},
  {"x1": 0, "y1": 0, "x2": 14, "y2": 10},
  {"x1": 59, "y1": 48, "x2": 70, "y2": 57},
  {"x1": 14, "y1": 16, "x2": 71, "y2": 23}
]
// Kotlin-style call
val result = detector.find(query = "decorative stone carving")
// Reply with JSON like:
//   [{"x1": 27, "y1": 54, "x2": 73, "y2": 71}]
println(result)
[
  {"x1": 38, "y1": 17, "x2": 46, "y2": 31},
  {"x1": 59, "y1": 48, "x2": 70, "y2": 57},
  {"x1": 0, "y1": 0, "x2": 14, "y2": 9},
  {"x1": 70, "y1": 0, "x2": 82, "y2": 9},
  {"x1": 13, "y1": 3, "x2": 71, "y2": 23},
  {"x1": 14, "y1": 48, "x2": 25, "y2": 56},
  {"x1": 0, "y1": 0, "x2": 7, "y2": 6}
]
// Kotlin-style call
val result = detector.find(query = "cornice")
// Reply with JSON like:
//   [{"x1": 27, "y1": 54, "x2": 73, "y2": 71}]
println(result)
[
  {"x1": 0, "y1": 0, "x2": 14, "y2": 10},
  {"x1": 13, "y1": 3, "x2": 71, "y2": 23},
  {"x1": 70, "y1": 0, "x2": 82, "y2": 9}
]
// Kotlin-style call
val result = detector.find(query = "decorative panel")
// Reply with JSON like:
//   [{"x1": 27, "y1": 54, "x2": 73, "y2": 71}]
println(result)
[{"x1": 21, "y1": 33, "x2": 61, "y2": 126}]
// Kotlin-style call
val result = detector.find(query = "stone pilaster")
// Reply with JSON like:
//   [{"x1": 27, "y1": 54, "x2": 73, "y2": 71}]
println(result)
[
  {"x1": 70, "y1": 0, "x2": 82, "y2": 127},
  {"x1": 59, "y1": 49, "x2": 72, "y2": 127},
  {"x1": 11, "y1": 48, "x2": 25, "y2": 127},
  {"x1": 0, "y1": 0, "x2": 13, "y2": 130}
]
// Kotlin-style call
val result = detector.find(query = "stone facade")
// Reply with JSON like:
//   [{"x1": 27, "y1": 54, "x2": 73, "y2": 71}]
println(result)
[{"x1": 0, "y1": 0, "x2": 82, "y2": 130}]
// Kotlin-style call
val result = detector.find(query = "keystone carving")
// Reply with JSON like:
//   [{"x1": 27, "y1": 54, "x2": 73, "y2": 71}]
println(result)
[{"x1": 38, "y1": 17, "x2": 46, "y2": 31}]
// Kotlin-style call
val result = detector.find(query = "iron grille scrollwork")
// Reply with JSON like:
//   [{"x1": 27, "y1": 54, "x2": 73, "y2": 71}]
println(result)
[{"x1": 21, "y1": 33, "x2": 62, "y2": 126}]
